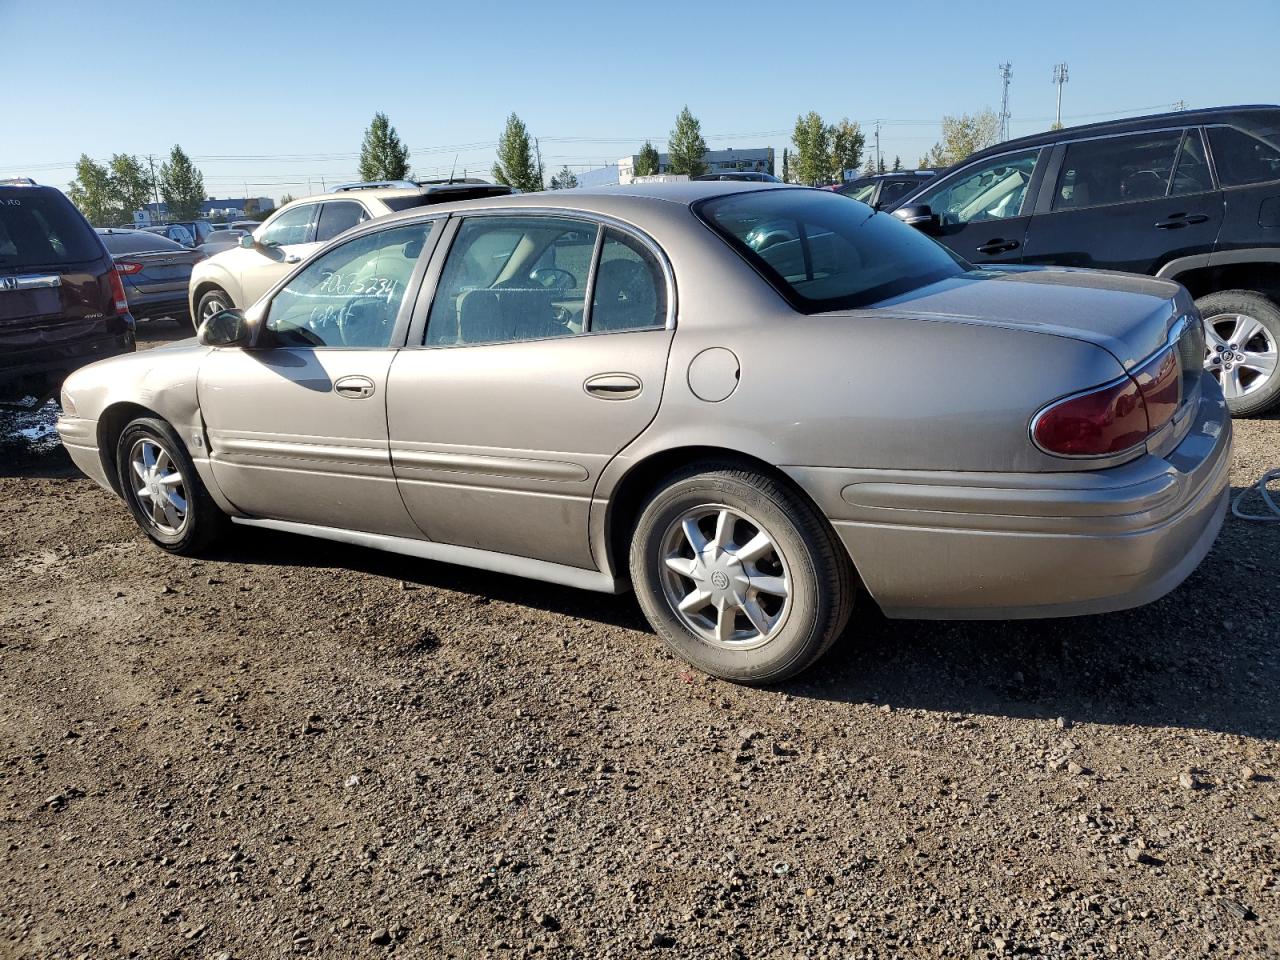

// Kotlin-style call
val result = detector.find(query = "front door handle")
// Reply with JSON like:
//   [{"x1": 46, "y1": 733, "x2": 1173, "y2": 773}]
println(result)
[
  {"x1": 284, "y1": 254, "x2": 302, "y2": 263},
  {"x1": 584, "y1": 373, "x2": 642, "y2": 401},
  {"x1": 1155, "y1": 213, "x2": 1210, "y2": 229},
  {"x1": 334, "y1": 375, "x2": 376, "y2": 399},
  {"x1": 976, "y1": 238, "x2": 1020, "y2": 255}
]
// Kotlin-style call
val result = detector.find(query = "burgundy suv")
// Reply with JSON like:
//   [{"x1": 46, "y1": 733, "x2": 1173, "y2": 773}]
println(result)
[{"x1": 0, "y1": 178, "x2": 135, "y2": 403}]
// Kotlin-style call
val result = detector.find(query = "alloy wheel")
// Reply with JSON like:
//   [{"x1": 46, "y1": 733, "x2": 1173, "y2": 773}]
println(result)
[
  {"x1": 1203, "y1": 313, "x2": 1278, "y2": 400},
  {"x1": 200, "y1": 297, "x2": 228, "y2": 321},
  {"x1": 658, "y1": 505, "x2": 792, "y2": 650},
  {"x1": 128, "y1": 437, "x2": 189, "y2": 535}
]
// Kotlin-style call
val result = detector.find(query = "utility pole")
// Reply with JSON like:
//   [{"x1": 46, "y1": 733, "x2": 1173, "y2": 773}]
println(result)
[
  {"x1": 534, "y1": 137, "x2": 544, "y2": 188},
  {"x1": 1173, "y1": 98, "x2": 1188, "y2": 112},
  {"x1": 998, "y1": 62, "x2": 1013, "y2": 142},
  {"x1": 147, "y1": 154, "x2": 161, "y2": 224},
  {"x1": 874, "y1": 120, "x2": 882, "y2": 175},
  {"x1": 1052, "y1": 62, "x2": 1069, "y2": 128}
]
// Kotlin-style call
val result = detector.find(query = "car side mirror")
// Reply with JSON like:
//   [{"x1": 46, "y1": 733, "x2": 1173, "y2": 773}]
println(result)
[
  {"x1": 198, "y1": 308, "x2": 251, "y2": 348},
  {"x1": 238, "y1": 234, "x2": 256, "y2": 249},
  {"x1": 894, "y1": 204, "x2": 940, "y2": 232}
]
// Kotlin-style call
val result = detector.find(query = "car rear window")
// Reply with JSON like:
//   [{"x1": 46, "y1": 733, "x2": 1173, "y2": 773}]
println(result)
[
  {"x1": 0, "y1": 188, "x2": 102, "y2": 269},
  {"x1": 98, "y1": 230, "x2": 187, "y2": 255},
  {"x1": 697, "y1": 188, "x2": 967, "y2": 313}
]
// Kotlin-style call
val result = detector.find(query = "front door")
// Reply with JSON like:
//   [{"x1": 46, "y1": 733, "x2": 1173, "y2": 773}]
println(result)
[
  {"x1": 909, "y1": 147, "x2": 1043, "y2": 265},
  {"x1": 387, "y1": 214, "x2": 674, "y2": 569},
  {"x1": 1023, "y1": 128, "x2": 1223, "y2": 274},
  {"x1": 198, "y1": 220, "x2": 437, "y2": 536}
]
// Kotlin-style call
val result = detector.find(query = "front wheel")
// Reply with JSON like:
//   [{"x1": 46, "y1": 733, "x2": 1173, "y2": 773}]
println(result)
[
  {"x1": 1198, "y1": 290, "x2": 1280, "y2": 417},
  {"x1": 629, "y1": 465, "x2": 855, "y2": 685},
  {"x1": 115, "y1": 417, "x2": 228, "y2": 555},
  {"x1": 196, "y1": 289, "x2": 233, "y2": 327}
]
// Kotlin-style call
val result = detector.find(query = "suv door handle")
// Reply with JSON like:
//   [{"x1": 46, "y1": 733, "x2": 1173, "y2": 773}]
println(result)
[
  {"x1": 1155, "y1": 213, "x2": 1210, "y2": 229},
  {"x1": 976, "y1": 238, "x2": 1020, "y2": 255},
  {"x1": 584, "y1": 373, "x2": 642, "y2": 400},
  {"x1": 334, "y1": 375, "x2": 376, "y2": 399}
]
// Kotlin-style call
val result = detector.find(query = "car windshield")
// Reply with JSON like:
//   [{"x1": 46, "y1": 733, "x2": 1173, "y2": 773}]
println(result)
[
  {"x1": 0, "y1": 188, "x2": 101, "y2": 268},
  {"x1": 697, "y1": 188, "x2": 967, "y2": 312},
  {"x1": 838, "y1": 180, "x2": 878, "y2": 202}
]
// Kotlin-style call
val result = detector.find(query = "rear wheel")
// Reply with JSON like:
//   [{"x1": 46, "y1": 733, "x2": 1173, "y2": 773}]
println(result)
[
  {"x1": 196, "y1": 289, "x2": 233, "y2": 327},
  {"x1": 1197, "y1": 290, "x2": 1280, "y2": 417},
  {"x1": 629, "y1": 464, "x2": 855, "y2": 685},
  {"x1": 115, "y1": 417, "x2": 228, "y2": 555}
]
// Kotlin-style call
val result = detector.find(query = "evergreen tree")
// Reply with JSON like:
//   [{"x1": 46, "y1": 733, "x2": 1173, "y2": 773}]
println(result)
[
  {"x1": 357, "y1": 112, "x2": 411, "y2": 182},
  {"x1": 633, "y1": 141, "x2": 660, "y2": 178},
  {"x1": 159, "y1": 145, "x2": 205, "y2": 221},
  {"x1": 877, "y1": 155, "x2": 887, "y2": 175},
  {"x1": 492, "y1": 113, "x2": 544, "y2": 192},
  {"x1": 892, "y1": 155, "x2": 902, "y2": 172},
  {"x1": 549, "y1": 166, "x2": 578, "y2": 190},
  {"x1": 782, "y1": 148, "x2": 790, "y2": 184},
  {"x1": 666, "y1": 106, "x2": 708, "y2": 177}
]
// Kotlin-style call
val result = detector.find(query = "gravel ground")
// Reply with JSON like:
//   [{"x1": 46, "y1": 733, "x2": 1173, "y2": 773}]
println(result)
[{"x1": 1, "y1": 325, "x2": 1278, "y2": 959}]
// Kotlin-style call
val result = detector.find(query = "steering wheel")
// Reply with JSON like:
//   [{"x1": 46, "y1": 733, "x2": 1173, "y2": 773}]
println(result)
[{"x1": 530, "y1": 267, "x2": 575, "y2": 290}]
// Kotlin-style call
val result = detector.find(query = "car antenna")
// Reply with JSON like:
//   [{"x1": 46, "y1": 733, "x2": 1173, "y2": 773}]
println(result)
[{"x1": 448, "y1": 154, "x2": 459, "y2": 185}]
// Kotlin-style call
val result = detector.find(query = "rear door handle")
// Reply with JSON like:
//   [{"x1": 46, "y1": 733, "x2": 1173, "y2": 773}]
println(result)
[
  {"x1": 584, "y1": 373, "x2": 642, "y2": 400},
  {"x1": 334, "y1": 375, "x2": 376, "y2": 399},
  {"x1": 1155, "y1": 213, "x2": 1210, "y2": 229},
  {"x1": 976, "y1": 239, "x2": 1020, "y2": 255}
]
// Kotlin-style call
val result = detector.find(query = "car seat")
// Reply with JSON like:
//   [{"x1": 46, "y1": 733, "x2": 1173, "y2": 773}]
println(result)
[{"x1": 591, "y1": 259, "x2": 658, "y2": 332}]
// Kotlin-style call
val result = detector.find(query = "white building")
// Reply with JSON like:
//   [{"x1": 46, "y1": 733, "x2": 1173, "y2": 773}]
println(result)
[{"x1": 577, "y1": 147, "x2": 775, "y2": 187}]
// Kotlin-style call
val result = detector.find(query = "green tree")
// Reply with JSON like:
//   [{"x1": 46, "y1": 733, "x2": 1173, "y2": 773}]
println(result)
[
  {"x1": 877, "y1": 155, "x2": 887, "y2": 174},
  {"x1": 791, "y1": 111, "x2": 830, "y2": 186},
  {"x1": 67, "y1": 154, "x2": 116, "y2": 226},
  {"x1": 549, "y1": 165, "x2": 578, "y2": 190},
  {"x1": 920, "y1": 109, "x2": 1000, "y2": 168},
  {"x1": 827, "y1": 118, "x2": 865, "y2": 182},
  {"x1": 860, "y1": 155, "x2": 877, "y2": 177},
  {"x1": 633, "y1": 140, "x2": 660, "y2": 178},
  {"x1": 892, "y1": 155, "x2": 902, "y2": 172},
  {"x1": 782, "y1": 148, "x2": 790, "y2": 184},
  {"x1": 492, "y1": 113, "x2": 544, "y2": 192},
  {"x1": 159, "y1": 145, "x2": 205, "y2": 220},
  {"x1": 666, "y1": 106, "x2": 708, "y2": 177},
  {"x1": 357, "y1": 112, "x2": 411, "y2": 182},
  {"x1": 278, "y1": 193, "x2": 296, "y2": 206},
  {"x1": 109, "y1": 154, "x2": 154, "y2": 222}
]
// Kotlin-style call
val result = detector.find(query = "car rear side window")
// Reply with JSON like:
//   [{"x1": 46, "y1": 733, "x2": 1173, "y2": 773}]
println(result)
[
  {"x1": 1052, "y1": 131, "x2": 1185, "y2": 210},
  {"x1": 1208, "y1": 125, "x2": 1280, "y2": 187},
  {"x1": 0, "y1": 189, "x2": 100, "y2": 268},
  {"x1": 697, "y1": 188, "x2": 966, "y2": 313}
]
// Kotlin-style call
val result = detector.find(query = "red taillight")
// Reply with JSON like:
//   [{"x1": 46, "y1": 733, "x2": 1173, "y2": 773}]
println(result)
[
  {"x1": 1032, "y1": 346, "x2": 1183, "y2": 457},
  {"x1": 114, "y1": 261, "x2": 144, "y2": 275},
  {"x1": 108, "y1": 268, "x2": 130, "y2": 314}
]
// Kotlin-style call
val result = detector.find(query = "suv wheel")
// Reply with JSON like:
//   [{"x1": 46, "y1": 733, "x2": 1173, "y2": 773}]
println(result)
[
  {"x1": 197, "y1": 289, "x2": 233, "y2": 327},
  {"x1": 1198, "y1": 291, "x2": 1280, "y2": 417},
  {"x1": 115, "y1": 417, "x2": 228, "y2": 555},
  {"x1": 629, "y1": 464, "x2": 855, "y2": 685}
]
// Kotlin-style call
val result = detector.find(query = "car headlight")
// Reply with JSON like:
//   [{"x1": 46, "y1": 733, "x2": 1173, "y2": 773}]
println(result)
[{"x1": 59, "y1": 387, "x2": 77, "y2": 416}]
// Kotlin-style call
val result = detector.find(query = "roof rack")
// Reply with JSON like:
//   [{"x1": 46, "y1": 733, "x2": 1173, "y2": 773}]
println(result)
[
  {"x1": 0, "y1": 177, "x2": 38, "y2": 186},
  {"x1": 332, "y1": 179, "x2": 419, "y2": 192}
]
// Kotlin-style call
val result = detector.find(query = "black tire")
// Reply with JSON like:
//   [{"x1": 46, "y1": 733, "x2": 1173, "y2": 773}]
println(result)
[
  {"x1": 1196, "y1": 290, "x2": 1280, "y2": 418},
  {"x1": 629, "y1": 464, "x2": 855, "y2": 685},
  {"x1": 115, "y1": 417, "x2": 228, "y2": 555},
  {"x1": 196, "y1": 289, "x2": 233, "y2": 328}
]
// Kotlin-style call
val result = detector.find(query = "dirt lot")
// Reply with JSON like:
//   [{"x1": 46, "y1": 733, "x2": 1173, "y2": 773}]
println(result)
[{"x1": 2, "y1": 325, "x2": 1278, "y2": 959}]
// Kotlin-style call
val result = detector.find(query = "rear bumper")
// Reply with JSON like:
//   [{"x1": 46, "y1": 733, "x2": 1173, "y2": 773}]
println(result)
[
  {"x1": 0, "y1": 327, "x2": 136, "y2": 400},
  {"x1": 785, "y1": 386, "x2": 1233, "y2": 619},
  {"x1": 126, "y1": 292, "x2": 190, "y2": 321}
]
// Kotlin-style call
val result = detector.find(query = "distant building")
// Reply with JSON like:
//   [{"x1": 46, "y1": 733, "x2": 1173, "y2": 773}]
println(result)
[
  {"x1": 576, "y1": 147, "x2": 775, "y2": 187},
  {"x1": 137, "y1": 196, "x2": 275, "y2": 224}
]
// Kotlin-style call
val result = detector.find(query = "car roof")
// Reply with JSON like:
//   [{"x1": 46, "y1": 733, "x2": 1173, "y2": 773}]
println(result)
[
  {"x1": 965, "y1": 103, "x2": 1280, "y2": 163},
  {"x1": 281, "y1": 181, "x2": 512, "y2": 208}
]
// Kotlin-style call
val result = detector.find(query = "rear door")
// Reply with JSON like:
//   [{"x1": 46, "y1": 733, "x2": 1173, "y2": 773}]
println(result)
[
  {"x1": 236, "y1": 202, "x2": 321, "y2": 307},
  {"x1": 1022, "y1": 128, "x2": 1223, "y2": 274},
  {"x1": 906, "y1": 147, "x2": 1044, "y2": 265},
  {"x1": 1204, "y1": 119, "x2": 1280, "y2": 258},
  {"x1": 386, "y1": 214, "x2": 674, "y2": 569}
]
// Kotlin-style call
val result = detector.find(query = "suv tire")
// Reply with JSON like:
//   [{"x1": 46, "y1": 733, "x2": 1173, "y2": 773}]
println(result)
[
  {"x1": 1197, "y1": 290, "x2": 1280, "y2": 417},
  {"x1": 629, "y1": 464, "x2": 855, "y2": 685}
]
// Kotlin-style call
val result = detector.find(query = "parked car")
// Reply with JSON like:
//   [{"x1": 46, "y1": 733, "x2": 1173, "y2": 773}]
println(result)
[
  {"x1": 59, "y1": 183, "x2": 1229, "y2": 685},
  {"x1": 692, "y1": 172, "x2": 782, "y2": 182},
  {"x1": 892, "y1": 104, "x2": 1280, "y2": 416},
  {"x1": 96, "y1": 228, "x2": 203, "y2": 325},
  {"x1": 0, "y1": 178, "x2": 134, "y2": 403},
  {"x1": 831, "y1": 170, "x2": 937, "y2": 209},
  {"x1": 143, "y1": 220, "x2": 217, "y2": 248},
  {"x1": 188, "y1": 179, "x2": 514, "y2": 322}
]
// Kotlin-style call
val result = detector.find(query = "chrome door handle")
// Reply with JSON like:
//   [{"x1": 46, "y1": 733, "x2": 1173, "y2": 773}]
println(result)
[
  {"x1": 584, "y1": 373, "x2": 642, "y2": 400},
  {"x1": 284, "y1": 254, "x2": 302, "y2": 263},
  {"x1": 334, "y1": 375, "x2": 376, "y2": 399}
]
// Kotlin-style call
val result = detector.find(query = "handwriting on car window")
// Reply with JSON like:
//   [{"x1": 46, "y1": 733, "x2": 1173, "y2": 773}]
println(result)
[{"x1": 317, "y1": 269, "x2": 399, "y2": 304}]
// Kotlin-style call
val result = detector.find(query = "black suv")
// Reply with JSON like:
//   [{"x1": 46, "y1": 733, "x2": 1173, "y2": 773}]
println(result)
[
  {"x1": 0, "y1": 179, "x2": 135, "y2": 403},
  {"x1": 833, "y1": 170, "x2": 937, "y2": 209},
  {"x1": 893, "y1": 105, "x2": 1280, "y2": 416}
]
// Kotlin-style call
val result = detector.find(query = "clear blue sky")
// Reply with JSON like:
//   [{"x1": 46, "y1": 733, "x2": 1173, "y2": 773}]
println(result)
[{"x1": 2, "y1": 0, "x2": 1277, "y2": 201}]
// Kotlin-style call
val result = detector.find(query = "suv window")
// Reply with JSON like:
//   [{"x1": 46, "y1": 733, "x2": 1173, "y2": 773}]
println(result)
[
  {"x1": 0, "y1": 188, "x2": 101, "y2": 268},
  {"x1": 258, "y1": 204, "x2": 317, "y2": 247},
  {"x1": 1208, "y1": 125, "x2": 1280, "y2": 187},
  {"x1": 427, "y1": 216, "x2": 600, "y2": 346},
  {"x1": 878, "y1": 179, "x2": 922, "y2": 207},
  {"x1": 837, "y1": 179, "x2": 878, "y2": 203},
  {"x1": 264, "y1": 222, "x2": 432, "y2": 349},
  {"x1": 1168, "y1": 129, "x2": 1213, "y2": 197},
  {"x1": 1052, "y1": 131, "x2": 1185, "y2": 210},
  {"x1": 915, "y1": 148, "x2": 1039, "y2": 225},
  {"x1": 315, "y1": 201, "x2": 369, "y2": 243},
  {"x1": 698, "y1": 188, "x2": 966, "y2": 313}
]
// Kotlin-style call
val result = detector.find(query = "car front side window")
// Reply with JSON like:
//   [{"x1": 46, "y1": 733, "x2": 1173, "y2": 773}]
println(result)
[
  {"x1": 915, "y1": 149, "x2": 1039, "y2": 225},
  {"x1": 263, "y1": 221, "x2": 433, "y2": 349},
  {"x1": 258, "y1": 204, "x2": 317, "y2": 247}
]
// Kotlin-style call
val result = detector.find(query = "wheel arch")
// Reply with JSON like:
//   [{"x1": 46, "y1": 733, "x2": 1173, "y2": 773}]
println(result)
[
  {"x1": 96, "y1": 401, "x2": 168, "y2": 496},
  {"x1": 189, "y1": 277, "x2": 235, "y2": 319}
]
